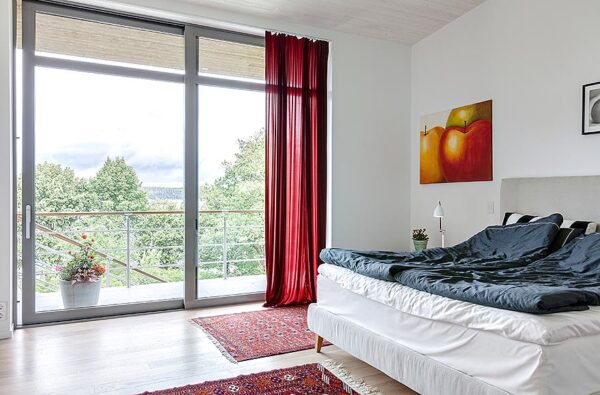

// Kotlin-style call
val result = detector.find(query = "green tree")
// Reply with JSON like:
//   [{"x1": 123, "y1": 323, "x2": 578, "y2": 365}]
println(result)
[
  {"x1": 19, "y1": 163, "x2": 92, "y2": 231},
  {"x1": 17, "y1": 163, "x2": 91, "y2": 290},
  {"x1": 199, "y1": 129, "x2": 265, "y2": 278},
  {"x1": 135, "y1": 200, "x2": 184, "y2": 269},
  {"x1": 89, "y1": 157, "x2": 149, "y2": 211},
  {"x1": 31, "y1": 162, "x2": 90, "y2": 213},
  {"x1": 24, "y1": 134, "x2": 268, "y2": 291},
  {"x1": 200, "y1": 128, "x2": 265, "y2": 211}
]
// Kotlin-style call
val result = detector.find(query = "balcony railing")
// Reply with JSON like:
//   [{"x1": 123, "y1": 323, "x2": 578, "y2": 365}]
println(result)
[{"x1": 17, "y1": 210, "x2": 265, "y2": 293}]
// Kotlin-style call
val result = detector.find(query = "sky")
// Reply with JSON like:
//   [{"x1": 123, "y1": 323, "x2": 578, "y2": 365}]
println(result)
[{"x1": 18, "y1": 52, "x2": 265, "y2": 189}]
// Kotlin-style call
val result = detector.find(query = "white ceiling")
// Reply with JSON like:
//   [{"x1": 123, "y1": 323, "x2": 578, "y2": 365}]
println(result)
[{"x1": 178, "y1": 0, "x2": 484, "y2": 44}]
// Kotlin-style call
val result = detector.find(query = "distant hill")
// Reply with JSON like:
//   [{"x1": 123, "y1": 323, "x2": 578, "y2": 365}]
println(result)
[{"x1": 144, "y1": 186, "x2": 184, "y2": 201}]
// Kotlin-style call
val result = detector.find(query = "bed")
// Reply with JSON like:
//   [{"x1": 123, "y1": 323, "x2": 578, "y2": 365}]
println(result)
[{"x1": 307, "y1": 176, "x2": 600, "y2": 395}]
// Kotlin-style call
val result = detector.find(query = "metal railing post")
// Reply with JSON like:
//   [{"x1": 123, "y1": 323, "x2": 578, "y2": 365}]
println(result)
[
  {"x1": 222, "y1": 211, "x2": 228, "y2": 280},
  {"x1": 125, "y1": 213, "x2": 132, "y2": 288},
  {"x1": 23, "y1": 209, "x2": 266, "y2": 297},
  {"x1": 105, "y1": 257, "x2": 110, "y2": 288}
]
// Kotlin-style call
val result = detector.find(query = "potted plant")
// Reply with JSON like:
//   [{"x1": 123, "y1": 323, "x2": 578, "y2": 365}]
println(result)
[
  {"x1": 57, "y1": 234, "x2": 106, "y2": 309},
  {"x1": 412, "y1": 229, "x2": 429, "y2": 251}
]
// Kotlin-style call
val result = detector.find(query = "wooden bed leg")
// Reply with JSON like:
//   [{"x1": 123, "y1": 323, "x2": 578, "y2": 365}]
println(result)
[{"x1": 315, "y1": 335, "x2": 324, "y2": 353}]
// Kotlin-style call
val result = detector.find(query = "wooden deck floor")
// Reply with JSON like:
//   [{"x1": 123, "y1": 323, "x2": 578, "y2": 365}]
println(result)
[{"x1": 0, "y1": 303, "x2": 416, "y2": 394}]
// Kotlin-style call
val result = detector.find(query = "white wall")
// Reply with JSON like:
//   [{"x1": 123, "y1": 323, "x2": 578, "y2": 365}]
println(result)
[
  {"x1": 0, "y1": 0, "x2": 13, "y2": 339},
  {"x1": 411, "y1": 0, "x2": 600, "y2": 246}
]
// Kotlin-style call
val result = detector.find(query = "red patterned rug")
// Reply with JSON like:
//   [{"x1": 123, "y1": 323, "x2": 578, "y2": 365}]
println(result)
[
  {"x1": 191, "y1": 305, "x2": 328, "y2": 362},
  {"x1": 141, "y1": 362, "x2": 376, "y2": 395}
]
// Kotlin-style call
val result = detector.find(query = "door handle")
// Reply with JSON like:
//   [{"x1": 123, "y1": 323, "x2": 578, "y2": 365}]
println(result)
[{"x1": 25, "y1": 205, "x2": 31, "y2": 240}]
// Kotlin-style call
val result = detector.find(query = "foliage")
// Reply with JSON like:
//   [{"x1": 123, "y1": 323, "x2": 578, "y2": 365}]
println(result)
[
  {"x1": 20, "y1": 163, "x2": 91, "y2": 230},
  {"x1": 201, "y1": 129, "x2": 265, "y2": 211},
  {"x1": 26, "y1": 132, "x2": 266, "y2": 293},
  {"x1": 412, "y1": 229, "x2": 429, "y2": 241},
  {"x1": 34, "y1": 163, "x2": 91, "y2": 213},
  {"x1": 199, "y1": 129, "x2": 265, "y2": 276},
  {"x1": 89, "y1": 157, "x2": 149, "y2": 211},
  {"x1": 58, "y1": 234, "x2": 106, "y2": 284},
  {"x1": 135, "y1": 200, "x2": 184, "y2": 267}
]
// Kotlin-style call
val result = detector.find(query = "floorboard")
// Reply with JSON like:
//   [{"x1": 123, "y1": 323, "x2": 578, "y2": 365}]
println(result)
[{"x1": 0, "y1": 303, "x2": 416, "y2": 394}]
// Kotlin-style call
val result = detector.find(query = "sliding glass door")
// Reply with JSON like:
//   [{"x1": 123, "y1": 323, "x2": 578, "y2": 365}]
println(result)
[
  {"x1": 20, "y1": 1, "x2": 186, "y2": 324},
  {"x1": 184, "y1": 27, "x2": 266, "y2": 307},
  {"x1": 19, "y1": 0, "x2": 265, "y2": 324}
]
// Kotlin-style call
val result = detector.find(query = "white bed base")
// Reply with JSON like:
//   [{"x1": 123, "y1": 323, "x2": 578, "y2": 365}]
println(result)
[
  {"x1": 307, "y1": 304, "x2": 508, "y2": 395},
  {"x1": 307, "y1": 176, "x2": 600, "y2": 394}
]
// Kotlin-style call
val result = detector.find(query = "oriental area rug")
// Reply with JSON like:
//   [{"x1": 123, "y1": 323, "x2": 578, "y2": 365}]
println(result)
[
  {"x1": 140, "y1": 361, "x2": 380, "y2": 395},
  {"x1": 191, "y1": 305, "x2": 329, "y2": 362}
]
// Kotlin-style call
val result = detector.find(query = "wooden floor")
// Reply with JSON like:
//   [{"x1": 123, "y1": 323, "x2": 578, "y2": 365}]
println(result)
[{"x1": 0, "y1": 303, "x2": 416, "y2": 395}]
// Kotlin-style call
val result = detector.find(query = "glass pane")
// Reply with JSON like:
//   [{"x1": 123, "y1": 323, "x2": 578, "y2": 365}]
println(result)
[
  {"x1": 34, "y1": 67, "x2": 184, "y2": 311},
  {"x1": 197, "y1": 85, "x2": 265, "y2": 298},
  {"x1": 35, "y1": 13, "x2": 184, "y2": 72},
  {"x1": 198, "y1": 37, "x2": 264, "y2": 81}
]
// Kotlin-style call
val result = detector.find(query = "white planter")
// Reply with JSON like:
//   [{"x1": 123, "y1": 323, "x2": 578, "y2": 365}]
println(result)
[
  {"x1": 59, "y1": 280, "x2": 101, "y2": 309},
  {"x1": 413, "y1": 239, "x2": 429, "y2": 251}
]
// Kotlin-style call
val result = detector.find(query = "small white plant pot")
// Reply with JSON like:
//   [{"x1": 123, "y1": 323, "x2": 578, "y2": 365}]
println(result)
[
  {"x1": 59, "y1": 280, "x2": 101, "y2": 309},
  {"x1": 413, "y1": 239, "x2": 429, "y2": 251}
]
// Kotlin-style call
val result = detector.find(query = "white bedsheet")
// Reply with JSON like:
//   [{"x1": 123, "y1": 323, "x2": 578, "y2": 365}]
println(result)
[
  {"x1": 315, "y1": 271, "x2": 600, "y2": 395},
  {"x1": 318, "y1": 263, "x2": 600, "y2": 345}
]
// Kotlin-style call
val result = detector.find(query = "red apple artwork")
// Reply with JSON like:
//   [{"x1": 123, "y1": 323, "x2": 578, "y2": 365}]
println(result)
[
  {"x1": 419, "y1": 100, "x2": 492, "y2": 184},
  {"x1": 420, "y1": 126, "x2": 445, "y2": 184}
]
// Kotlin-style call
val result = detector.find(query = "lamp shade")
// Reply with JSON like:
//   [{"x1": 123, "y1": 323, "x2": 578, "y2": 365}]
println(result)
[{"x1": 433, "y1": 201, "x2": 445, "y2": 218}]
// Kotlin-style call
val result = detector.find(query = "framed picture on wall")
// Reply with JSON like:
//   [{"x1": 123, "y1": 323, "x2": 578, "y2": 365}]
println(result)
[
  {"x1": 419, "y1": 100, "x2": 493, "y2": 184},
  {"x1": 582, "y1": 81, "x2": 600, "y2": 135}
]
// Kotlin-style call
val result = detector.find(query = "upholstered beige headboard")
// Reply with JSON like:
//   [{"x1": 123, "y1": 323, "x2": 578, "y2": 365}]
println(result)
[{"x1": 500, "y1": 176, "x2": 600, "y2": 227}]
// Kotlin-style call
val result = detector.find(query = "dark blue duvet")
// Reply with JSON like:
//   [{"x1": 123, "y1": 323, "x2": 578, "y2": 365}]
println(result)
[
  {"x1": 318, "y1": 214, "x2": 600, "y2": 314},
  {"x1": 398, "y1": 233, "x2": 600, "y2": 314}
]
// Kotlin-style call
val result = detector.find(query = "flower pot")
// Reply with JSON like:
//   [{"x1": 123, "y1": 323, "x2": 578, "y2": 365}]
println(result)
[
  {"x1": 59, "y1": 280, "x2": 101, "y2": 309},
  {"x1": 413, "y1": 239, "x2": 428, "y2": 251}
]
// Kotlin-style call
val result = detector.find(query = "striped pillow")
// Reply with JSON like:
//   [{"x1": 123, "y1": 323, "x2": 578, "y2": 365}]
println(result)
[
  {"x1": 502, "y1": 212, "x2": 542, "y2": 225},
  {"x1": 561, "y1": 219, "x2": 598, "y2": 235},
  {"x1": 549, "y1": 227, "x2": 585, "y2": 252},
  {"x1": 503, "y1": 212, "x2": 597, "y2": 234}
]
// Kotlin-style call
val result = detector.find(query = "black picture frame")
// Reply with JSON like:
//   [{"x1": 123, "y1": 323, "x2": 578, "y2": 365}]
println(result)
[{"x1": 582, "y1": 81, "x2": 600, "y2": 135}]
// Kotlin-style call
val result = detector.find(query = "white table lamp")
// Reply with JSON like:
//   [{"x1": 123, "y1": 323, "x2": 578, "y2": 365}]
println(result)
[{"x1": 433, "y1": 201, "x2": 446, "y2": 247}]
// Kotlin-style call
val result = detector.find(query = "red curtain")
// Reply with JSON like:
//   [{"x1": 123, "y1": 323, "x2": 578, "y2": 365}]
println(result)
[{"x1": 264, "y1": 32, "x2": 329, "y2": 307}]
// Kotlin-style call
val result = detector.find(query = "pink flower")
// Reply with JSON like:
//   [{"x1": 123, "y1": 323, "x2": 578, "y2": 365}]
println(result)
[
  {"x1": 81, "y1": 234, "x2": 87, "y2": 240},
  {"x1": 55, "y1": 265, "x2": 63, "y2": 272}
]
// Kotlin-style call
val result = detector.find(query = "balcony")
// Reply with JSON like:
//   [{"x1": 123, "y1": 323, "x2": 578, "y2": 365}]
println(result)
[{"x1": 17, "y1": 210, "x2": 266, "y2": 312}]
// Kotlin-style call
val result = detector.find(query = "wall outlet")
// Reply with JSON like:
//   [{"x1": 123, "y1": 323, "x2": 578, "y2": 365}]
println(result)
[
  {"x1": 488, "y1": 201, "x2": 495, "y2": 214},
  {"x1": 0, "y1": 302, "x2": 6, "y2": 320}
]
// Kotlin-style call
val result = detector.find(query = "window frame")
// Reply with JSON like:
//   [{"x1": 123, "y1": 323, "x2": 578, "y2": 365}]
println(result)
[
  {"x1": 19, "y1": 0, "x2": 266, "y2": 325},
  {"x1": 184, "y1": 25, "x2": 265, "y2": 309}
]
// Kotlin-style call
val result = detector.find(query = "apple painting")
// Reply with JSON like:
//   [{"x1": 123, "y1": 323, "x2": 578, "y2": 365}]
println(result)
[
  {"x1": 439, "y1": 119, "x2": 492, "y2": 182},
  {"x1": 445, "y1": 101, "x2": 492, "y2": 128},
  {"x1": 420, "y1": 126, "x2": 445, "y2": 184},
  {"x1": 419, "y1": 100, "x2": 492, "y2": 184}
]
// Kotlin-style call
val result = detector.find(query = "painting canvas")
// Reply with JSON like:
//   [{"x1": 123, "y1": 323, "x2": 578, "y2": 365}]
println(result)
[{"x1": 420, "y1": 100, "x2": 493, "y2": 184}]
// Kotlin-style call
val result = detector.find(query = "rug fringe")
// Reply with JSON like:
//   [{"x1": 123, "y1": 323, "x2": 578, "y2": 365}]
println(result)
[
  {"x1": 189, "y1": 319, "x2": 239, "y2": 364},
  {"x1": 319, "y1": 360, "x2": 383, "y2": 395}
]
